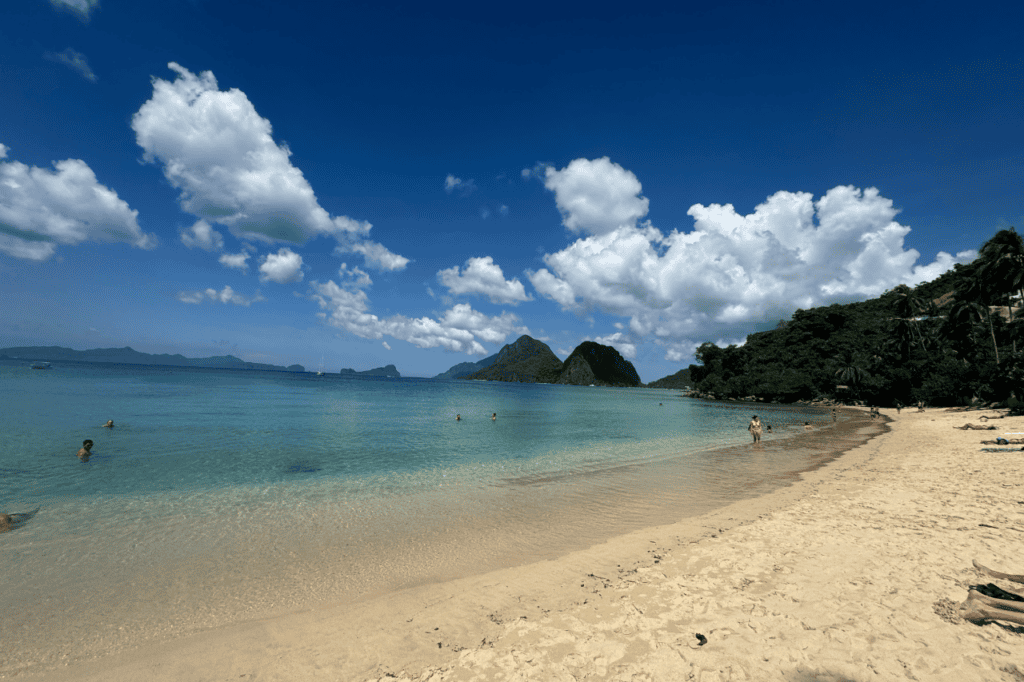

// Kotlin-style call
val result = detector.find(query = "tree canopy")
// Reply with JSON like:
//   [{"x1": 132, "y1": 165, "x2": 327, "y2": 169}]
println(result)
[{"x1": 686, "y1": 228, "x2": 1024, "y2": 407}]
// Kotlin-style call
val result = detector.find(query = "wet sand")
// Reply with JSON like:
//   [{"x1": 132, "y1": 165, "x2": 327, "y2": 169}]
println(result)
[{"x1": 13, "y1": 407, "x2": 1024, "y2": 681}]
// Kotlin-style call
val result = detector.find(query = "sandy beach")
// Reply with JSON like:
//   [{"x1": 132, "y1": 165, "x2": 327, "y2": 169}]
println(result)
[{"x1": 14, "y1": 406, "x2": 1024, "y2": 681}]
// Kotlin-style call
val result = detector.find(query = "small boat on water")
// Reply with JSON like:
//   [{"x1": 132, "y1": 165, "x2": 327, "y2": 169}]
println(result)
[{"x1": 30, "y1": 361, "x2": 52, "y2": 369}]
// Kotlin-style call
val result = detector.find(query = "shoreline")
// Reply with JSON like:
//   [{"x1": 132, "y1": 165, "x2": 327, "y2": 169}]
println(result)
[
  {"x1": 1, "y1": 401, "x2": 859, "y2": 677},
  {"x1": 15, "y1": 407, "x2": 1024, "y2": 680}
]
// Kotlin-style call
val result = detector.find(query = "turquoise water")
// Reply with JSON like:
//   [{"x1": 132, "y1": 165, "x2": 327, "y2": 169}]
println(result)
[{"x1": 0, "y1": 359, "x2": 869, "y2": 675}]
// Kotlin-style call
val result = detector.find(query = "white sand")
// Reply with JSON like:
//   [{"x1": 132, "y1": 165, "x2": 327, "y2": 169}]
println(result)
[{"x1": 14, "y1": 408, "x2": 1024, "y2": 681}]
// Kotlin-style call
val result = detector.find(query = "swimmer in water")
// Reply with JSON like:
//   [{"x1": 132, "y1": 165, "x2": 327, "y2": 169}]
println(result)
[
  {"x1": 456, "y1": 414, "x2": 461, "y2": 421},
  {"x1": 491, "y1": 413, "x2": 496, "y2": 421},
  {"x1": 102, "y1": 420, "x2": 114, "y2": 428},
  {"x1": 77, "y1": 439, "x2": 93, "y2": 460},
  {"x1": 804, "y1": 422, "x2": 813, "y2": 430}
]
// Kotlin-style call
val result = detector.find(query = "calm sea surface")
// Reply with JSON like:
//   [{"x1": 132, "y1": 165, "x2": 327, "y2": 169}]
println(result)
[{"x1": 0, "y1": 359, "x2": 879, "y2": 674}]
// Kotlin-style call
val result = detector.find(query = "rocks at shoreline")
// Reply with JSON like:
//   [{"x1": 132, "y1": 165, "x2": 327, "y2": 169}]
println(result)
[{"x1": 682, "y1": 388, "x2": 846, "y2": 406}]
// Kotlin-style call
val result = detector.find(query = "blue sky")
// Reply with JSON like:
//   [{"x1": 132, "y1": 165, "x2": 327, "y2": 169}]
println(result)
[{"x1": 1, "y1": 0, "x2": 1021, "y2": 380}]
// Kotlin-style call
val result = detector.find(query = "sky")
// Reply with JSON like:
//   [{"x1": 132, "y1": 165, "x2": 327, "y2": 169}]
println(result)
[{"x1": 1, "y1": 0, "x2": 1022, "y2": 381}]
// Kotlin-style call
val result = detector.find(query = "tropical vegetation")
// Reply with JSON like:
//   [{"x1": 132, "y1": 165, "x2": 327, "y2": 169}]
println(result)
[{"x1": 685, "y1": 228, "x2": 1024, "y2": 408}]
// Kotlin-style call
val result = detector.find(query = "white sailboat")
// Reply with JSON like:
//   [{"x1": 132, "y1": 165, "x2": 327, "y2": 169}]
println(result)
[{"x1": 316, "y1": 356, "x2": 324, "y2": 376}]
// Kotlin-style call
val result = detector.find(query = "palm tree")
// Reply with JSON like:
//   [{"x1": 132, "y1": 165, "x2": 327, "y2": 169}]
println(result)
[
  {"x1": 958, "y1": 274, "x2": 1002, "y2": 366},
  {"x1": 835, "y1": 364, "x2": 869, "y2": 386},
  {"x1": 978, "y1": 228, "x2": 1024, "y2": 303},
  {"x1": 888, "y1": 284, "x2": 932, "y2": 359},
  {"x1": 942, "y1": 298, "x2": 988, "y2": 363},
  {"x1": 834, "y1": 359, "x2": 870, "y2": 402},
  {"x1": 978, "y1": 228, "x2": 1024, "y2": 353}
]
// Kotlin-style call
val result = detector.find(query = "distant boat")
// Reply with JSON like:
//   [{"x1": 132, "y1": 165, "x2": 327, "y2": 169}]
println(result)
[
  {"x1": 316, "y1": 356, "x2": 324, "y2": 376},
  {"x1": 30, "y1": 361, "x2": 52, "y2": 369}
]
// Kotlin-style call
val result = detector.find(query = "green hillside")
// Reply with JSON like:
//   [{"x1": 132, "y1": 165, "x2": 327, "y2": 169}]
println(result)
[{"x1": 686, "y1": 228, "x2": 1024, "y2": 408}]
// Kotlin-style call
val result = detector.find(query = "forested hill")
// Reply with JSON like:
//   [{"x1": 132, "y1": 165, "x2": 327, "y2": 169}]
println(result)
[
  {"x1": 685, "y1": 228, "x2": 1024, "y2": 408},
  {"x1": 647, "y1": 367, "x2": 692, "y2": 389}
]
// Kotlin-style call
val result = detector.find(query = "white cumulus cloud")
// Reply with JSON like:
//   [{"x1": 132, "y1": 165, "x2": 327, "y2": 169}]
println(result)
[
  {"x1": 132, "y1": 62, "x2": 408, "y2": 271},
  {"x1": 529, "y1": 158, "x2": 975, "y2": 362},
  {"x1": 259, "y1": 247, "x2": 303, "y2": 284},
  {"x1": 438, "y1": 256, "x2": 532, "y2": 305},
  {"x1": 218, "y1": 251, "x2": 250, "y2": 271},
  {"x1": 543, "y1": 157, "x2": 649, "y2": 236},
  {"x1": 346, "y1": 241, "x2": 410, "y2": 271},
  {"x1": 0, "y1": 144, "x2": 156, "y2": 260},
  {"x1": 177, "y1": 285, "x2": 264, "y2": 306},
  {"x1": 180, "y1": 219, "x2": 224, "y2": 251},
  {"x1": 338, "y1": 262, "x2": 372, "y2": 288},
  {"x1": 312, "y1": 267, "x2": 526, "y2": 355}
]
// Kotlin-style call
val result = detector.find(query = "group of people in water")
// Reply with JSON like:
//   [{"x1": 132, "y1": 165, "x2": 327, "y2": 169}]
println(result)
[
  {"x1": 747, "y1": 415, "x2": 819, "y2": 443},
  {"x1": 76, "y1": 420, "x2": 114, "y2": 461}
]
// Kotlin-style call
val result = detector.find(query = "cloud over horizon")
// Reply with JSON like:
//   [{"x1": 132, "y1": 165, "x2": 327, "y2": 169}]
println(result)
[
  {"x1": 0, "y1": 143, "x2": 156, "y2": 260},
  {"x1": 312, "y1": 262, "x2": 527, "y2": 355},
  {"x1": 132, "y1": 62, "x2": 408, "y2": 271},
  {"x1": 529, "y1": 157, "x2": 975, "y2": 361}
]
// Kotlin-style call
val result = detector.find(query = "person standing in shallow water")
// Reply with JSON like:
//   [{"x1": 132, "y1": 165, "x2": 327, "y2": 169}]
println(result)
[{"x1": 748, "y1": 415, "x2": 763, "y2": 444}]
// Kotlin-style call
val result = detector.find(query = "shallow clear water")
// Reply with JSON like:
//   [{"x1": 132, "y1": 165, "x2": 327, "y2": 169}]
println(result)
[{"x1": 0, "y1": 359, "x2": 873, "y2": 675}]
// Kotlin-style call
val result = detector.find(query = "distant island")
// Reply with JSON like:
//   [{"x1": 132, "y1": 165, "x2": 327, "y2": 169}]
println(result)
[
  {"x1": 339, "y1": 364, "x2": 401, "y2": 378},
  {"x1": 0, "y1": 346, "x2": 305, "y2": 373},
  {"x1": 455, "y1": 335, "x2": 642, "y2": 387}
]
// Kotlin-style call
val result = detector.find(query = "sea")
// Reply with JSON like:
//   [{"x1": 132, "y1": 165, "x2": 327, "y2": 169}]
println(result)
[{"x1": 0, "y1": 358, "x2": 882, "y2": 675}]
